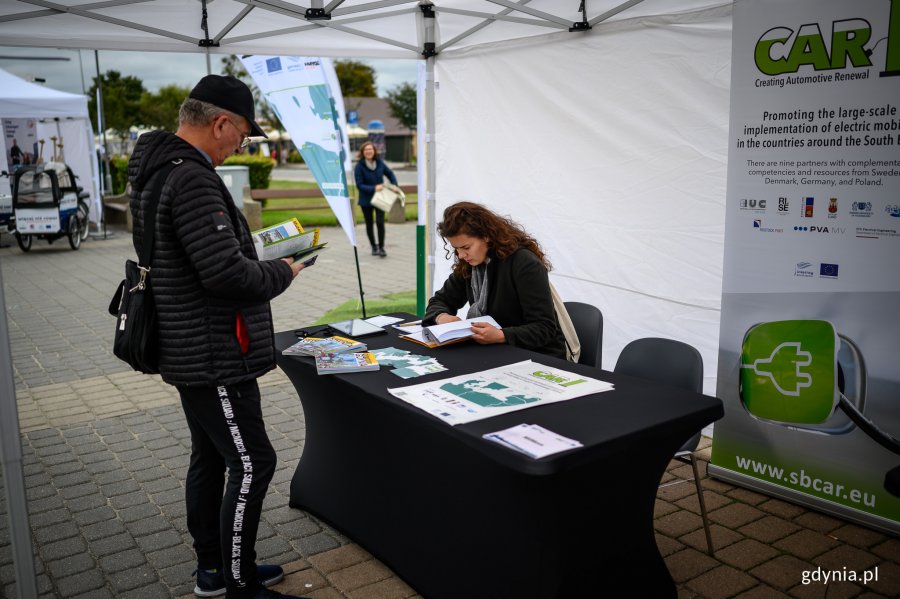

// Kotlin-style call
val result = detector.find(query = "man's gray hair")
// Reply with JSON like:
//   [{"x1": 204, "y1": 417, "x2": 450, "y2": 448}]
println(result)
[{"x1": 179, "y1": 98, "x2": 239, "y2": 127}]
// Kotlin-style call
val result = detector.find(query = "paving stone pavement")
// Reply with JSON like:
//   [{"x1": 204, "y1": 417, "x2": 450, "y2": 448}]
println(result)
[{"x1": 1, "y1": 222, "x2": 899, "y2": 599}]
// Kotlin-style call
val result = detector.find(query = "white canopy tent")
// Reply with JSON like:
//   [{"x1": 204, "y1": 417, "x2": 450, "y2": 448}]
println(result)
[
  {"x1": 0, "y1": 68, "x2": 102, "y2": 225},
  {"x1": 0, "y1": 2, "x2": 733, "y2": 594},
  {"x1": 0, "y1": 2, "x2": 731, "y2": 382}
]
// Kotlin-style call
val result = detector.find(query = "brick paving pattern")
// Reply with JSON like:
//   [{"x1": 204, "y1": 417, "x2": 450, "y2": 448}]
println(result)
[{"x1": 1, "y1": 222, "x2": 898, "y2": 598}]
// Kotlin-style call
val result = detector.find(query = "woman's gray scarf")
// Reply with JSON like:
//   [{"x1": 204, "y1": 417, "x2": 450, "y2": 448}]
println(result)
[
  {"x1": 466, "y1": 261, "x2": 490, "y2": 318},
  {"x1": 365, "y1": 159, "x2": 377, "y2": 170}
]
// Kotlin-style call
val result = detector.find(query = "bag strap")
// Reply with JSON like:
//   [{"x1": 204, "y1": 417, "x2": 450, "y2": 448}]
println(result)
[
  {"x1": 138, "y1": 159, "x2": 181, "y2": 268},
  {"x1": 549, "y1": 283, "x2": 581, "y2": 363}
]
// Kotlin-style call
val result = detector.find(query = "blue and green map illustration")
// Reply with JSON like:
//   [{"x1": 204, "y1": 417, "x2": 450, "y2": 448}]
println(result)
[{"x1": 440, "y1": 380, "x2": 540, "y2": 407}]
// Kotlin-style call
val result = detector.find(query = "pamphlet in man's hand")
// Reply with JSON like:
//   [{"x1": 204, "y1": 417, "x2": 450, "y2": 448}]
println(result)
[
  {"x1": 292, "y1": 243, "x2": 327, "y2": 264},
  {"x1": 300, "y1": 254, "x2": 319, "y2": 267},
  {"x1": 252, "y1": 218, "x2": 326, "y2": 261}
]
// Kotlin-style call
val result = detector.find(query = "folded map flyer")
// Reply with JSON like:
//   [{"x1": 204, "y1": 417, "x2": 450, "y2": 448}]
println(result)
[
  {"x1": 316, "y1": 352, "x2": 379, "y2": 374},
  {"x1": 252, "y1": 218, "x2": 322, "y2": 261},
  {"x1": 282, "y1": 335, "x2": 367, "y2": 357}
]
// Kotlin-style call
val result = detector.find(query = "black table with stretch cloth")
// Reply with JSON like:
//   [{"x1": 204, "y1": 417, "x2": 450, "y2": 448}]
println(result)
[{"x1": 275, "y1": 315, "x2": 723, "y2": 599}]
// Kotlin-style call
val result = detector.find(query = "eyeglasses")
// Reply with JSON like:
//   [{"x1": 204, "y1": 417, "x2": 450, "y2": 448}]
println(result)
[{"x1": 223, "y1": 117, "x2": 252, "y2": 150}]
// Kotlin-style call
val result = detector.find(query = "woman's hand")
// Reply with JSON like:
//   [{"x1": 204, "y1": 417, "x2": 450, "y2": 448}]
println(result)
[
  {"x1": 469, "y1": 322, "x2": 505, "y2": 345},
  {"x1": 435, "y1": 313, "x2": 461, "y2": 324},
  {"x1": 375, "y1": 184, "x2": 384, "y2": 192}
]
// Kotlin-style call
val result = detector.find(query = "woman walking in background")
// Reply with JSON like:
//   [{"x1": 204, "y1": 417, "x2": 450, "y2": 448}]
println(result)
[{"x1": 354, "y1": 141, "x2": 398, "y2": 257}]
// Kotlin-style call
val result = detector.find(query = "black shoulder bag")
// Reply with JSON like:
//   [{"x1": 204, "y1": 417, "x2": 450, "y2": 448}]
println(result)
[{"x1": 107, "y1": 160, "x2": 179, "y2": 374}]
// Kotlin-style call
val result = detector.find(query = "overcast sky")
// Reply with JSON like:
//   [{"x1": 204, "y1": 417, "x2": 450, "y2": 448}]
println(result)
[{"x1": 0, "y1": 46, "x2": 417, "y2": 97}]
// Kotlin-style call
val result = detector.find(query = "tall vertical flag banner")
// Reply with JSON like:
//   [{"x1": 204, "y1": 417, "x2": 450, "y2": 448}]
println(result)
[
  {"x1": 241, "y1": 56, "x2": 356, "y2": 246},
  {"x1": 710, "y1": 0, "x2": 900, "y2": 533}
]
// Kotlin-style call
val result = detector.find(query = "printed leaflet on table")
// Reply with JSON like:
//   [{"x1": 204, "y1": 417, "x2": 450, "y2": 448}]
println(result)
[
  {"x1": 393, "y1": 321, "x2": 423, "y2": 334},
  {"x1": 282, "y1": 336, "x2": 366, "y2": 357},
  {"x1": 388, "y1": 360, "x2": 614, "y2": 425},
  {"x1": 370, "y1": 347, "x2": 447, "y2": 379},
  {"x1": 483, "y1": 423, "x2": 583, "y2": 459},
  {"x1": 315, "y1": 352, "x2": 379, "y2": 374},
  {"x1": 364, "y1": 315, "x2": 405, "y2": 327}
]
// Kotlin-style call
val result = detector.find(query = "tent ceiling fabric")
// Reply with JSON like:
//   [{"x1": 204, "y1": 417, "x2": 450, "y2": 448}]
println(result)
[{"x1": 0, "y1": 0, "x2": 726, "y2": 57}]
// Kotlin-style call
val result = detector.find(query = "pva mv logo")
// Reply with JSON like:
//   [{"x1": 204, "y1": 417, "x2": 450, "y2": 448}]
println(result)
[
  {"x1": 810, "y1": 225, "x2": 846, "y2": 234},
  {"x1": 755, "y1": 1, "x2": 900, "y2": 77}
]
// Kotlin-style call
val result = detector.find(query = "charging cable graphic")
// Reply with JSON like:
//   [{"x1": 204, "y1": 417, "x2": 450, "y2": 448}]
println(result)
[{"x1": 739, "y1": 320, "x2": 900, "y2": 485}]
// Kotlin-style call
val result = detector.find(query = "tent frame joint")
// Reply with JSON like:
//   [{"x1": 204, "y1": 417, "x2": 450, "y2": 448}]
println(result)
[
  {"x1": 198, "y1": 38, "x2": 220, "y2": 47},
  {"x1": 569, "y1": 0, "x2": 591, "y2": 32},
  {"x1": 421, "y1": 3, "x2": 437, "y2": 57},
  {"x1": 305, "y1": 8, "x2": 332, "y2": 20}
]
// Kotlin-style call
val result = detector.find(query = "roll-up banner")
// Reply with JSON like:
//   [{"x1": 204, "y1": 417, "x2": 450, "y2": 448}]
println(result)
[
  {"x1": 710, "y1": 0, "x2": 900, "y2": 533},
  {"x1": 241, "y1": 56, "x2": 357, "y2": 246}
]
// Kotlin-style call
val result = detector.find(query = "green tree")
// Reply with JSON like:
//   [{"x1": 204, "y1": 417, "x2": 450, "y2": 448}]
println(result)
[
  {"x1": 87, "y1": 70, "x2": 145, "y2": 137},
  {"x1": 220, "y1": 55, "x2": 282, "y2": 131},
  {"x1": 140, "y1": 84, "x2": 191, "y2": 131},
  {"x1": 386, "y1": 82, "x2": 417, "y2": 130},
  {"x1": 334, "y1": 60, "x2": 377, "y2": 97},
  {"x1": 221, "y1": 54, "x2": 247, "y2": 79}
]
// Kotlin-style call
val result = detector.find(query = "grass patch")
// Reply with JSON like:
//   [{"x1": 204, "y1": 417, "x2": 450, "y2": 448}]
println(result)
[
  {"x1": 268, "y1": 180, "x2": 321, "y2": 191},
  {"x1": 314, "y1": 290, "x2": 418, "y2": 324},
  {"x1": 261, "y1": 180, "x2": 418, "y2": 228}
]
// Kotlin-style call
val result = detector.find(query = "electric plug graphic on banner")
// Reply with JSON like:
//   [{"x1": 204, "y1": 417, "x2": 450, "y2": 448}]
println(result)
[{"x1": 740, "y1": 320, "x2": 839, "y2": 424}]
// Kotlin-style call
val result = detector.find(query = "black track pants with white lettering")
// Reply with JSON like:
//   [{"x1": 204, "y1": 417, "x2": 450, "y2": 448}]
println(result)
[{"x1": 178, "y1": 380, "x2": 276, "y2": 599}]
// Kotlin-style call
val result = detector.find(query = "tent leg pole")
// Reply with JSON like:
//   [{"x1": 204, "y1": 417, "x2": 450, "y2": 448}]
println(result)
[
  {"x1": 353, "y1": 246, "x2": 367, "y2": 319},
  {"x1": 416, "y1": 54, "x2": 437, "y2": 317},
  {"x1": 425, "y1": 54, "x2": 436, "y2": 310},
  {"x1": 0, "y1": 268, "x2": 39, "y2": 599}
]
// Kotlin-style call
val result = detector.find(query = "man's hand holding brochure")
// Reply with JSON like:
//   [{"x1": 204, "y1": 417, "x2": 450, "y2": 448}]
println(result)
[{"x1": 252, "y1": 218, "x2": 328, "y2": 263}]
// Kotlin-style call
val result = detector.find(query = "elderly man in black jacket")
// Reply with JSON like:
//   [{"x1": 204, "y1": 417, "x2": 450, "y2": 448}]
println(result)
[{"x1": 129, "y1": 76, "x2": 309, "y2": 599}]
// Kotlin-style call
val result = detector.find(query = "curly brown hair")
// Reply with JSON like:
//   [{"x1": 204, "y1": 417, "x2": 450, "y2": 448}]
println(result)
[{"x1": 437, "y1": 201, "x2": 551, "y2": 279}]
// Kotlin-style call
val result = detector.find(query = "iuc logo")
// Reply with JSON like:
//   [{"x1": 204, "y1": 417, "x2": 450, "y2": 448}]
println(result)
[{"x1": 755, "y1": 1, "x2": 900, "y2": 77}]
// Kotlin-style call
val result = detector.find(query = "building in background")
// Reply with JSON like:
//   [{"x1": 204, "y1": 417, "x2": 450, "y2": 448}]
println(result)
[{"x1": 344, "y1": 96, "x2": 413, "y2": 163}]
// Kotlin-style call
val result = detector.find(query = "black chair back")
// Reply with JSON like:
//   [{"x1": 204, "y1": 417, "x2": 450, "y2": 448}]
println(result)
[
  {"x1": 564, "y1": 301, "x2": 603, "y2": 368},
  {"x1": 614, "y1": 337, "x2": 703, "y2": 393},
  {"x1": 615, "y1": 337, "x2": 705, "y2": 452}
]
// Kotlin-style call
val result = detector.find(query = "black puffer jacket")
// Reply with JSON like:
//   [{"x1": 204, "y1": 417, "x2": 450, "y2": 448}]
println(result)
[{"x1": 129, "y1": 131, "x2": 294, "y2": 387}]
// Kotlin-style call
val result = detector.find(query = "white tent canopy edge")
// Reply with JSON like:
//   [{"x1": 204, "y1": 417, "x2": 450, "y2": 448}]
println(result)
[{"x1": 0, "y1": 1, "x2": 727, "y2": 57}]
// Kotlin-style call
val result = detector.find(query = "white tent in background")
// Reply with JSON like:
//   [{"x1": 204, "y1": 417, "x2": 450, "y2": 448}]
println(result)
[{"x1": 0, "y1": 68, "x2": 102, "y2": 226}]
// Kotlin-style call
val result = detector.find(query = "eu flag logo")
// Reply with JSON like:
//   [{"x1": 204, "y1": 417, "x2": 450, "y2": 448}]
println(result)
[
  {"x1": 266, "y1": 57, "x2": 282, "y2": 73},
  {"x1": 819, "y1": 263, "x2": 839, "y2": 278}
]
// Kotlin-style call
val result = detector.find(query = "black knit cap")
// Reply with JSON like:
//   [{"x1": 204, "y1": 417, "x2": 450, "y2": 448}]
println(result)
[{"x1": 189, "y1": 74, "x2": 267, "y2": 138}]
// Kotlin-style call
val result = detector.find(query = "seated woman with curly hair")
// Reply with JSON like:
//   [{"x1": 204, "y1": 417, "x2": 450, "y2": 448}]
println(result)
[{"x1": 423, "y1": 201, "x2": 566, "y2": 359}]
